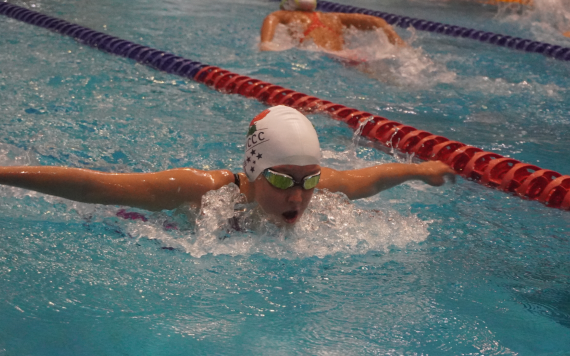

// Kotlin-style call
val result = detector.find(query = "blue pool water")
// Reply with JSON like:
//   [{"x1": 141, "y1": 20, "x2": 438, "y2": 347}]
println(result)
[{"x1": 0, "y1": 0, "x2": 569, "y2": 354}]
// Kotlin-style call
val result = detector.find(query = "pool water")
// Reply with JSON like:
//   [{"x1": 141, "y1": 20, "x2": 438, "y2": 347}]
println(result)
[{"x1": 0, "y1": 0, "x2": 569, "y2": 354}]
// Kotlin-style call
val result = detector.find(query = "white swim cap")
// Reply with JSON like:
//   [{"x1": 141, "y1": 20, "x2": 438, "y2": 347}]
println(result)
[
  {"x1": 280, "y1": 0, "x2": 317, "y2": 11},
  {"x1": 243, "y1": 106, "x2": 321, "y2": 182}
]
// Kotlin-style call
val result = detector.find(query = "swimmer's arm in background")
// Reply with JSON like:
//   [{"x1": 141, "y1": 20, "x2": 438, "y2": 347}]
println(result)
[
  {"x1": 318, "y1": 161, "x2": 455, "y2": 200},
  {"x1": 337, "y1": 13, "x2": 405, "y2": 46},
  {"x1": 0, "y1": 166, "x2": 235, "y2": 211},
  {"x1": 260, "y1": 11, "x2": 294, "y2": 51}
]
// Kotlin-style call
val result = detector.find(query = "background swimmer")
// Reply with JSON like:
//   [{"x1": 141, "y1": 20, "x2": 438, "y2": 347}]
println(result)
[
  {"x1": 0, "y1": 106, "x2": 455, "y2": 226},
  {"x1": 260, "y1": 0, "x2": 404, "y2": 52}
]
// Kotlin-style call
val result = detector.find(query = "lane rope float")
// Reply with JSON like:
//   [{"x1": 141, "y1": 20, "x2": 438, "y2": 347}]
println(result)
[
  {"x1": 316, "y1": 0, "x2": 570, "y2": 61},
  {"x1": 1, "y1": 2, "x2": 568, "y2": 210}
]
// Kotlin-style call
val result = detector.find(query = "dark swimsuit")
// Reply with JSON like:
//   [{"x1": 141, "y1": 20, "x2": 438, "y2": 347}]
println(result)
[
  {"x1": 300, "y1": 12, "x2": 342, "y2": 43},
  {"x1": 233, "y1": 173, "x2": 241, "y2": 188}
]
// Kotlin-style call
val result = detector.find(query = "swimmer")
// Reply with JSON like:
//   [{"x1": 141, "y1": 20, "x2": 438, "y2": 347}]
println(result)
[
  {"x1": 0, "y1": 106, "x2": 455, "y2": 226},
  {"x1": 259, "y1": 0, "x2": 405, "y2": 52}
]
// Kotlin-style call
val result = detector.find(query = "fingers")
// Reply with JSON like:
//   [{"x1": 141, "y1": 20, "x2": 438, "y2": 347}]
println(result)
[
  {"x1": 438, "y1": 161, "x2": 457, "y2": 184},
  {"x1": 443, "y1": 165, "x2": 456, "y2": 184},
  {"x1": 421, "y1": 161, "x2": 456, "y2": 186}
]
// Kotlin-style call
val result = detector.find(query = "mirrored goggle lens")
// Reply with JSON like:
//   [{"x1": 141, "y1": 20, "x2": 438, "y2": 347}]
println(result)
[
  {"x1": 302, "y1": 174, "x2": 320, "y2": 189},
  {"x1": 266, "y1": 172, "x2": 294, "y2": 189}
]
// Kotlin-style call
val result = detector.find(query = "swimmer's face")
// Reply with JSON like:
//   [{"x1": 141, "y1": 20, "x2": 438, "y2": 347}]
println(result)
[{"x1": 253, "y1": 164, "x2": 320, "y2": 225}]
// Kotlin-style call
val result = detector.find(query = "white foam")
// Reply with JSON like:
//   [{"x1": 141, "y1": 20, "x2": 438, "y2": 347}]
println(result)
[
  {"x1": 342, "y1": 27, "x2": 457, "y2": 88},
  {"x1": 123, "y1": 177, "x2": 429, "y2": 259},
  {"x1": 267, "y1": 23, "x2": 457, "y2": 88},
  {"x1": 494, "y1": 0, "x2": 570, "y2": 44},
  {"x1": 0, "y1": 143, "x2": 38, "y2": 166}
]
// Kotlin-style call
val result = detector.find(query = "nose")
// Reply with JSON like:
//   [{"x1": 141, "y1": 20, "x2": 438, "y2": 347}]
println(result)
[{"x1": 286, "y1": 186, "x2": 303, "y2": 203}]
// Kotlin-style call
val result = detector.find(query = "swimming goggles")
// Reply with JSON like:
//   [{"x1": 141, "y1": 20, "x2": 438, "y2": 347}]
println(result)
[{"x1": 262, "y1": 168, "x2": 321, "y2": 190}]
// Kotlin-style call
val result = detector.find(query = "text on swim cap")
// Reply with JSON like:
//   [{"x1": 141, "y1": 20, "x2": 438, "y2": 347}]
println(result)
[{"x1": 247, "y1": 131, "x2": 265, "y2": 147}]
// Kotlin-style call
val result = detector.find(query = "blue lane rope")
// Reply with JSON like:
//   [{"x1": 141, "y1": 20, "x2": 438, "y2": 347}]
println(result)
[
  {"x1": 0, "y1": 2, "x2": 208, "y2": 78},
  {"x1": 316, "y1": 0, "x2": 570, "y2": 61}
]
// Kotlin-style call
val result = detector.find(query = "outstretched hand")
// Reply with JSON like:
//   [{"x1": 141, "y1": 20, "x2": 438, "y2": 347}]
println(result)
[{"x1": 417, "y1": 161, "x2": 456, "y2": 186}]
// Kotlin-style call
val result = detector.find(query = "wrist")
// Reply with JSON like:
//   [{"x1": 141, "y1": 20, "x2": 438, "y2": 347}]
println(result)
[{"x1": 411, "y1": 162, "x2": 430, "y2": 182}]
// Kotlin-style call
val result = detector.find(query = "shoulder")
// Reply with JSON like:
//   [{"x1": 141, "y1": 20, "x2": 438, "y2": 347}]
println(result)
[
  {"x1": 318, "y1": 12, "x2": 345, "y2": 24},
  {"x1": 320, "y1": 11, "x2": 340, "y2": 18},
  {"x1": 317, "y1": 167, "x2": 345, "y2": 191},
  {"x1": 235, "y1": 172, "x2": 254, "y2": 203},
  {"x1": 323, "y1": 12, "x2": 349, "y2": 19},
  {"x1": 205, "y1": 169, "x2": 235, "y2": 190},
  {"x1": 162, "y1": 168, "x2": 234, "y2": 190}
]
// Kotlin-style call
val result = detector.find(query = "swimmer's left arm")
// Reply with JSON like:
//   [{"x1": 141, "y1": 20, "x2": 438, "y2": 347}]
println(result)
[
  {"x1": 318, "y1": 161, "x2": 455, "y2": 200},
  {"x1": 337, "y1": 13, "x2": 405, "y2": 46}
]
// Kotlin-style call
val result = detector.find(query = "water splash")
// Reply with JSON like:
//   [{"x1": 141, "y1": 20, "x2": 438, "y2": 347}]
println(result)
[
  {"x1": 330, "y1": 26, "x2": 457, "y2": 88},
  {"x1": 495, "y1": 0, "x2": 570, "y2": 42},
  {"x1": 124, "y1": 183, "x2": 430, "y2": 259},
  {"x1": 268, "y1": 23, "x2": 457, "y2": 88},
  {"x1": 350, "y1": 115, "x2": 375, "y2": 156},
  {"x1": 0, "y1": 143, "x2": 38, "y2": 166}
]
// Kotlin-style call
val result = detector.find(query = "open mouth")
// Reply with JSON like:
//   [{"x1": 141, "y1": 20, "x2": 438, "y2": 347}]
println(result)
[{"x1": 282, "y1": 210, "x2": 299, "y2": 223}]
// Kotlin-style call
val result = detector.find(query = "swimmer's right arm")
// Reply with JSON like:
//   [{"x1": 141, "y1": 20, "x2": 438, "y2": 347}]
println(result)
[
  {"x1": 260, "y1": 11, "x2": 292, "y2": 51},
  {"x1": 318, "y1": 161, "x2": 455, "y2": 200},
  {"x1": 0, "y1": 166, "x2": 235, "y2": 211}
]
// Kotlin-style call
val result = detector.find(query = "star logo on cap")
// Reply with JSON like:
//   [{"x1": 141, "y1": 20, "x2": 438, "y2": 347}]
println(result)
[{"x1": 244, "y1": 109, "x2": 271, "y2": 177}]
